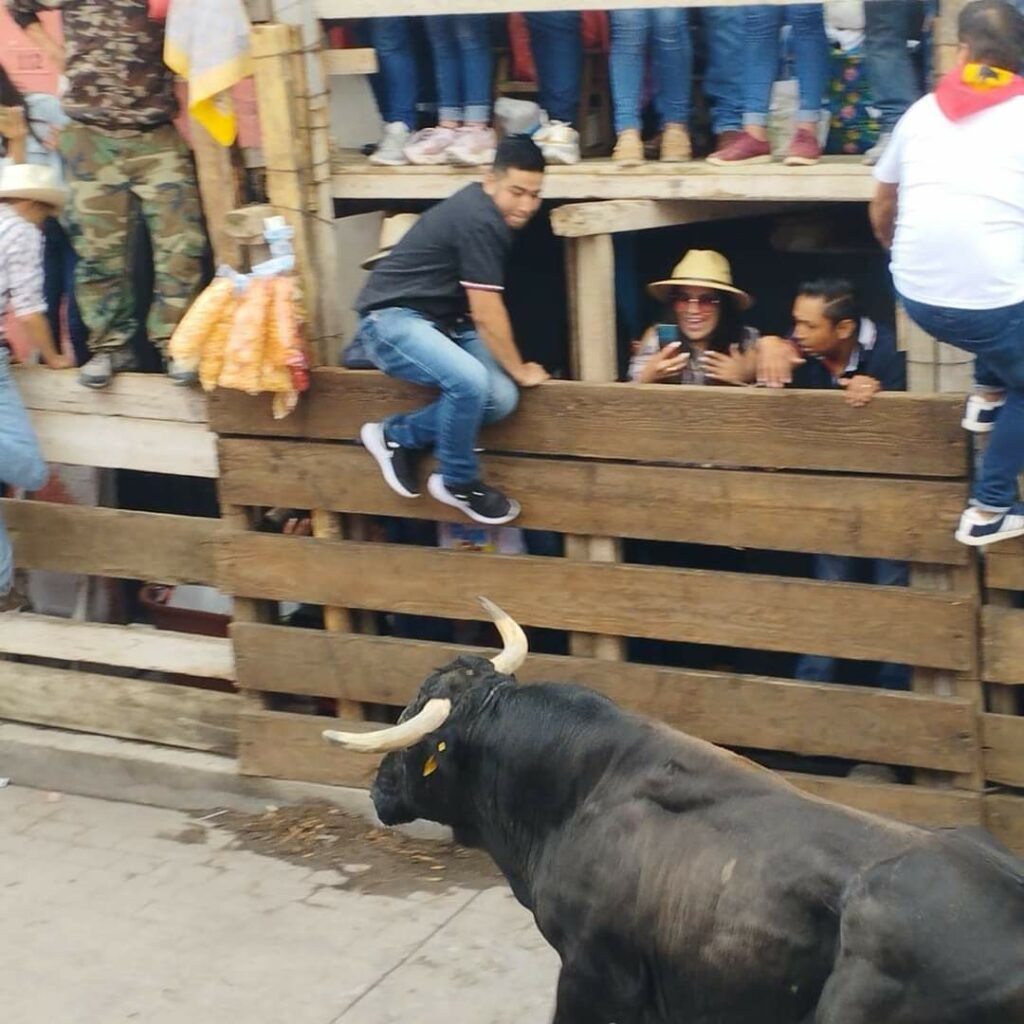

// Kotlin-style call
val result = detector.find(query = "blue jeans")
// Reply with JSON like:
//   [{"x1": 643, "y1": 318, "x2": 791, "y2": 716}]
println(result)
[
  {"x1": 525, "y1": 12, "x2": 582, "y2": 124},
  {"x1": 370, "y1": 17, "x2": 418, "y2": 128},
  {"x1": 863, "y1": 0, "x2": 919, "y2": 131},
  {"x1": 702, "y1": 7, "x2": 744, "y2": 134},
  {"x1": 424, "y1": 15, "x2": 493, "y2": 124},
  {"x1": 795, "y1": 555, "x2": 911, "y2": 690},
  {"x1": 742, "y1": 4, "x2": 828, "y2": 125},
  {"x1": 902, "y1": 295, "x2": 1024, "y2": 512},
  {"x1": 609, "y1": 9, "x2": 692, "y2": 132},
  {"x1": 0, "y1": 348, "x2": 48, "y2": 595},
  {"x1": 356, "y1": 307, "x2": 519, "y2": 484},
  {"x1": 43, "y1": 217, "x2": 88, "y2": 366}
]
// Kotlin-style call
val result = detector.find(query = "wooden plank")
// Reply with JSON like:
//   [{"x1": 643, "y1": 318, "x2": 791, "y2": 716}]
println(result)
[
  {"x1": 29, "y1": 410, "x2": 217, "y2": 478},
  {"x1": 219, "y1": 438, "x2": 967, "y2": 563},
  {"x1": 981, "y1": 605, "x2": 1024, "y2": 684},
  {"x1": 5, "y1": 499, "x2": 220, "y2": 585},
  {"x1": 0, "y1": 613, "x2": 233, "y2": 680},
  {"x1": 323, "y1": 48, "x2": 379, "y2": 76},
  {"x1": 209, "y1": 372, "x2": 967, "y2": 478},
  {"x1": 217, "y1": 535, "x2": 976, "y2": 669},
  {"x1": 981, "y1": 713, "x2": 1024, "y2": 788},
  {"x1": 985, "y1": 793, "x2": 1024, "y2": 855},
  {"x1": 13, "y1": 367, "x2": 208, "y2": 424},
  {"x1": 0, "y1": 660, "x2": 238, "y2": 754},
  {"x1": 552, "y1": 200, "x2": 790, "y2": 238},
  {"x1": 190, "y1": 116, "x2": 244, "y2": 269},
  {"x1": 233, "y1": 625, "x2": 979, "y2": 772},
  {"x1": 332, "y1": 155, "x2": 877, "y2": 203},
  {"x1": 986, "y1": 543, "x2": 1024, "y2": 592}
]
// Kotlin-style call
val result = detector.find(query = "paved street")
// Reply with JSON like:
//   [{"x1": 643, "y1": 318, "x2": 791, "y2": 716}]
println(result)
[{"x1": 0, "y1": 785, "x2": 559, "y2": 1023}]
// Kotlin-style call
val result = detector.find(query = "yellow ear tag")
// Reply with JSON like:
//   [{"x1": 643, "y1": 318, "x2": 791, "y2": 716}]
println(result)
[
  {"x1": 422, "y1": 754, "x2": 439, "y2": 777},
  {"x1": 437, "y1": 742, "x2": 447, "y2": 753}
]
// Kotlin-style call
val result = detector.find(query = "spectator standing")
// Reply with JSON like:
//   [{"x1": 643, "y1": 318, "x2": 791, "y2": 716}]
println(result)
[
  {"x1": 525, "y1": 12, "x2": 583, "y2": 164},
  {"x1": 367, "y1": 18, "x2": 420, "y2": 166},
  {"x1": 708, "y1": 4, "x2": 829, "y2": 166},
  {"x1": 702, "y1": 8, "x2": 746, "y2": 156},
  {"x1": 9, "y1": 0, "x2": 206, "y2": 390},
  {"x1": 354, "y1": 137, "x2": 550, "y2": 526},
  {"x1": 870, "y1": 0, "x2": 1024, "y2": 547}
]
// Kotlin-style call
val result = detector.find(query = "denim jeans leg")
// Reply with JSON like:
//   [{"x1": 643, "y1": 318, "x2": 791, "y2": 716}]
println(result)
[
  {"x1": 872, "y1": 558, "x2": 911, "y2": 690},
  {"x1": 370, "y1": 17, "x2": 419, "y2": 128},
  {"x1": 794, "y1": 553, "x2": 854, "y2": 682},
  {"x1": 453, "y1": 15, "x2": 493, "y2": 122},
  {"x1": 651, "y1": 7, "x2": 692, "y2": 128},
  {"x1": 42, "y1": 217, "x2": 64, "y2": 356},
  {"x1": 788, "y1": 4, "x2": 829, "y2": 124},
  {"x1": 609, "y1": 10, "x2": 650, "y2": 133},
  {"x1": 526, "y1": 12, "x2": 583, "y2": 124},
  {"x1": 64, "y1": 239, "x2": 89, "y2": 366},
  {"x1": 702, "y1": 7, "x2": 745, "y2": 134},
  {"x1": 973, "y1": 355, "x2": 1005, "y2": 393},
  {"x1": 425, "y1": 16, "x2": 464, "y2": 122},
  {"x1": 456, "y1": 329, "x2": 519, "y2": 425},
  {"x1": 862, "y1": 0, "x2": 919, "y2": 131},
  {"x1": 742, "y1": 6, "x2": 783, "y2": 126}
]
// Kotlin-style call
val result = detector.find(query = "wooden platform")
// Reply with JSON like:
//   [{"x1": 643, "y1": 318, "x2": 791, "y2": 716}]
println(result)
[{"x1": 332, "y1": 153, "x2": 876, "y2": 203}]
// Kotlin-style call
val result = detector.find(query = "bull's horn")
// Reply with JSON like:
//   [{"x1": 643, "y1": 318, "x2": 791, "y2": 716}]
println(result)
[
  {"x1": 479, "y1": 596, "x2": 528, "y2": 675},
  {"x1": 322, "y1": 698, "x2": 451, "y2": 754}
]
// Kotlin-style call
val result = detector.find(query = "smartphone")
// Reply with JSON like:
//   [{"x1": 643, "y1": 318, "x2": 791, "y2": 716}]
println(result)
[{"x1": 656, "y1": 324, "x2": 689, "y2": 353}]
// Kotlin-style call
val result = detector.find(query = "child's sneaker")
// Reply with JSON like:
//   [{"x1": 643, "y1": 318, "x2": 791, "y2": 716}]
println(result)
[
  {"x1": 533, "y1": 118, "x2": 580, "y2": 165},
  {"x1": 446, "y1": 126, "x2": 497, "y2": 167},
  {"x1": 962, "y1": 392, "x2": 1006, "y2": 433},
  {"x1": 369, "y1": 122, "x2": 411, "y2": 166},
  {"x1": 404, "y1": 127, "x2": 458, "y2": 165},
  {"x1": 361, "y1": 422, "x2": 422, "y2": 498},
  {"x1": 427, "y1": 473, "x2": 521, "y2": 525},
  {"x1": 955, "y1": 505, "x2": 1024, "y2": 547}
]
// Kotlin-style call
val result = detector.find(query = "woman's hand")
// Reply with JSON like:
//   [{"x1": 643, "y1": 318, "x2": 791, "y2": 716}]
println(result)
[
  {"x1": 702, "y1": 344, "x2": 750, "y2": 386},
  {"x1": 639, "y1": 341, "x2": 690, "y2": 383}
]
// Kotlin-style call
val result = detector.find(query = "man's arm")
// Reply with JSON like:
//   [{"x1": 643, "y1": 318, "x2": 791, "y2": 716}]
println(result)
[
  {"x1": 18, "y1": 312, "x2": 72, "y2": 369},
  {"x1": 465, "y1": 288, "x2": 548, "y2": 387},
  {"x1": 869, "y1": 182, "x2": 899, "y2": 251},
  {"x1": 18, "y1": 16, "x2": 65, "y2": 74}
]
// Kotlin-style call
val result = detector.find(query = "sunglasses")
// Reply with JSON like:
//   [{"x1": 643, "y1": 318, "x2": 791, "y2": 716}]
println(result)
[{"x1": 671, "y1": 291, "x2": 721, "y2": 310}]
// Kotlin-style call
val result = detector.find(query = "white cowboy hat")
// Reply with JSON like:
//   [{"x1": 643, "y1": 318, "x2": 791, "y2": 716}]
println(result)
[
  {"x1": 647, "y1": 249, "x2": 753, "y2": 310},
  {"x1": 0, "y1": 162, "x2": 67, "y2": 209},
  {"x1": 361, "y1": 212, "x2": 420, "y2": 270}
]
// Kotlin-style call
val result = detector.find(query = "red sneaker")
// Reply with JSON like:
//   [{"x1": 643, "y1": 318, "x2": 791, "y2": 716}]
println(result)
[
  {"x1": 706, "y1": 130, "x2": 772, "y2": 166},
  {"x1": 783, "y1": 128, "x2": 822, "y2": 166}
]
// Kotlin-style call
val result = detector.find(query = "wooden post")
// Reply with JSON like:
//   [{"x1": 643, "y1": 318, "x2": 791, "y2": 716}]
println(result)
[
  {"x1": 190, "y1": 117, "x2": 245, "y2": 270},
  {"x1": 933, "y1": 0, "x2": 966, "y2": 79}
]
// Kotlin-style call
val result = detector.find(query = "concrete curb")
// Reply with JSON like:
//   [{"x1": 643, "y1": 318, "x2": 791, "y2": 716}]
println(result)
[{"x1": 0, "y1": 722, "x2": 451, "y2": 841}]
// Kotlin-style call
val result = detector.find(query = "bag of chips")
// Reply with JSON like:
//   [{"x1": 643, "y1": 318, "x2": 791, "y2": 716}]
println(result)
[
  {"x1": 218, "y1": 277, "x2": 273, "y2": 395},
  {"x1": 169, "y1": 275, "x2": 237, "y2": 377}
]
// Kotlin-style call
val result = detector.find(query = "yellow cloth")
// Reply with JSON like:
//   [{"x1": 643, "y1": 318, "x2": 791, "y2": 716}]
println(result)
[
  {"x1": 962, "y1": 62, "x2": 1017, "y2": 90},
  {"x1": 164, "y1": 0, "x2": 253, "y2": 146}
]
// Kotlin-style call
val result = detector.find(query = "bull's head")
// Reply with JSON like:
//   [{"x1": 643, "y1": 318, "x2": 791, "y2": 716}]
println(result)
[{"x1": 322, "y1": 598, "x2": 528, "y2": 832}]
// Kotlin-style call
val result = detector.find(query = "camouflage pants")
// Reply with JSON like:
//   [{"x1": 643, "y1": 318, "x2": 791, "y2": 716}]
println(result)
[{"x1": 59, "y1": 122, "x2": 207, "y2": 354}]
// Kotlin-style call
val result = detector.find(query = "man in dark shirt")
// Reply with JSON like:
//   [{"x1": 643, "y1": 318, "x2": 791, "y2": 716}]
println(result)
[{"x1": 355, "y1": 136, "x2": 549, "y2": 525}]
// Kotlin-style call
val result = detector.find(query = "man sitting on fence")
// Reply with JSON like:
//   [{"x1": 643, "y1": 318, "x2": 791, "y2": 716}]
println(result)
[
  {"x1": 870, "y1": 0, "x2": 1024, "y2": 547},
  {"x1": 354, "y1": 135, "x2": 550, "y2": 526}
]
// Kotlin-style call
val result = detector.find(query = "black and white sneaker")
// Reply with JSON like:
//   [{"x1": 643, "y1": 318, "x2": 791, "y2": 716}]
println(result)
[
  {"x1": 427, "y1": 473, "x2": 521, "y2": 525},
  {"x1": 360, "y1": 421, "x2": 421, "y2": 498},
  {"x1": 955, "y1": 505, "x2": 1024, "y2": 547}
]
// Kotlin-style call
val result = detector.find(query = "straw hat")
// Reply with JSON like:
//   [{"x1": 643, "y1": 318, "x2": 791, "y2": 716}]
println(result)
[
  {"x1": 0, "y1": 163, "x2": 67, "y2": 209},
  {"x1": 361, "y1": 213, "x2": 420, "y2": 270},
  {"x1": 647, "y1": 249, "x2": 752, "y2": 310}
]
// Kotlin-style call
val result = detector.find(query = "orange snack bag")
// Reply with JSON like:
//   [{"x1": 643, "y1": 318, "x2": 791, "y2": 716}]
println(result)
[
  {"x1": 169, "y1": 276, "x2": 236, "y2": 375},
  {"x1": 218, "y1": 277, "x2": 273, "y2": 395}
]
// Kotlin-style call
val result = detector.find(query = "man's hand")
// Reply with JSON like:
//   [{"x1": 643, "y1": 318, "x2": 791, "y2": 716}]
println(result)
[
  {"x1": 869, "y1": 182, "x2": 898, "y2": 251},
  {"x1": 702, "y1": 344, "x2": 750, "y2": 386},
  {"x1": 24, "y1": 22, "x2": 65, "y2": 74},
  {"x1": 638, "y1": 341, "x2": 689, "y2": 383},
  {"x1": 512, "y1": 361, "x2": 549, "y2": 387},
  {"x1": 755, "y1": 335, "x2": 805, "y2": 388},
  {"x1": 838, "y1": 374, "x2": 881, "y2": 407}
]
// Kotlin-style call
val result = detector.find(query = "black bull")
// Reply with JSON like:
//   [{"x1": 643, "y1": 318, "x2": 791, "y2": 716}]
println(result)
[{"x1": 325, "y1": 654, "x2": 1024, "y2": 1024}]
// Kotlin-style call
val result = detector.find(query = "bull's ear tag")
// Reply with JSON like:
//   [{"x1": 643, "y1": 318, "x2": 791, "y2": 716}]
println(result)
[
  {"x1": 422, "y1": 755, "x2": 439, "y2": 777},
  {"x1": 437, "y1": 742, "x2": 447, "y2": 753}
]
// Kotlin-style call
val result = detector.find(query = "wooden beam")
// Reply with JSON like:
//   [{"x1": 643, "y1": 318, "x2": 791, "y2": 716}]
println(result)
[
  {"x1": 981, "y1": 712, "x2": 1024, "y2": 787},
  {"x1": 323, "y1": 48, "x2": 379, "y2": 76},
  {"x1": 985, "y1": 793, "x2": 1024, "y2": 854},
  {"x1": 209, "y1": 372, "x2": 968, "y2": 478},
  {"x1": 5, "y1": 499, "x2": 220, "y2": 585},
  {"x1": 0, "y1": 613, "x2": 233, "y2": 680},
  {"x1": 552, "y1": 200, "x2": 790, "y2": 238},
  {"x1": 189, "y1": 116, "x2": 244, "y2": 269},
  {"x1": 981, "y1": 605, "x2": 1024, "y2": 684},
  {"x1": 216, "y1": 534, "x2": 976, "y2": 670},
  {"x1": 985, "y1": 543, "x2": 1024, "y2": 592}
]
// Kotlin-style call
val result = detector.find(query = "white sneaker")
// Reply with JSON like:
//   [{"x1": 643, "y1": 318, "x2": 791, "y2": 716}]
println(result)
[
  {"x1": 955, "y1": 506, "x2": 1024, "y2": 547},
  {"x1": 495, "y1": 97, "x2": 542, "y2": 136},
  {"x1": 962, "y1": 392, "x2": 1006, "y2": 433},
  {"x1": 404, "y1": 127, "x2": 458, "y2": 166},
  {"x1": 863, "y1": 131, "x2": 892, "y2": 167},
  {"x1": 533, "y1": 118, "x2": 580, "y2": 165},
  {"x1": 446, "y1": 126, "x2": 497, "y2": 167},
  {"x1": 369, "y1": 122, "x2": 411, "y2": 166}
]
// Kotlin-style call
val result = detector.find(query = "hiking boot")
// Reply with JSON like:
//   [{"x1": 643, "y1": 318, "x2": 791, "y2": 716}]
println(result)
[
  {"x1": 783, "y1": 127, "x2": 822, "y2": 166},
  {"x1": 706, "y1": 130, "x2": 772, "y2": 165},
  {"x1": 447, "y1": 125, "x2": 497, "y2": 167},
  {"x1": 427, "y1": 473, "x2": 521, "y2": 525},
  {"x1": 166, "y1": 358, "x2": 199, "y2": 387},
  {"x1": 533, "y1": 118, "x2": 580, "y2": 165},
  {"x1": 495, "y1": 97, "x2": 542, "y2": 136},
  {"x1": 612, "y1": 129, "x2": 644, "y2": 166},
  {"x1": 962, "y1": 392, "x2": 1006, "y2": 433},
  {"x1": 660, "y1": 123, "x2": 692, "y2": 163},
  {"x1": 369, "y1": 122, "x2": 412, "y2": 166},
  {"x1": 955, "y1": 505, "x2": 1024, "y2": 547},
  {"x1": 360, "y1": 421, "x2": 422, "y2": 498},
  {"x1": 404, "y1": 126, "x2": 458, "y2": 166},
  {"x1": 862, "y1": 131, "x2": 892, "y2": 167},
  {"x1": 78, "y1": 347, "x2": 136, "y2": 390}
]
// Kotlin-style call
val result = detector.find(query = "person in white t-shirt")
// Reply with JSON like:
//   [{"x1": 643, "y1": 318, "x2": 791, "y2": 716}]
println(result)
[{"x1": 870, "y1": 0, "x2": 1024, "y2": 548}]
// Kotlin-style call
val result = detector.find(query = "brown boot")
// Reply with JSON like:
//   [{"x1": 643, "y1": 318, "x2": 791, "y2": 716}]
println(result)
[
  {"x1": 612, "y1": 129, "x2": 644, "y2": 166},
  {"x1": 660, "y1": 123, "x2": 692, "y2": 163}
]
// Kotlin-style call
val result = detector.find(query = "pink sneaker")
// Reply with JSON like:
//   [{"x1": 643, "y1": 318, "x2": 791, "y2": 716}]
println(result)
[
  {"x1": 404, "y1": 127, "x2": 458, "y2": 165},
  {"x1": 446, "y1": 125, "x2": 497, "y2": 167},
  {"x1": 706, "y1": 130, "x2": 772, "y2": 165},
  {"x1": 784, "y1": 128, "x2": 822, "y2": 166}
]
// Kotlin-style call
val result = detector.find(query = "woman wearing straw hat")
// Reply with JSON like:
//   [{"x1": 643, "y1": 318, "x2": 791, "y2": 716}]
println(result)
[{"x1": 629, "y1": 249, "x2": 759, "y2": 385}]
